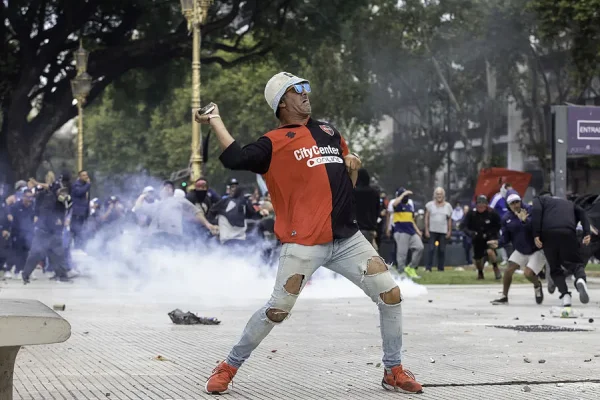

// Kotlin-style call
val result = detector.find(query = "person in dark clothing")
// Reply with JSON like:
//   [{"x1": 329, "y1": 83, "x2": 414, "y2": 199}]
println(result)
[
  {"x1": 461, "y1": 195, "x2": 502, "y2": 280},
  {"x1": 22, "y1": 180, "x2": 72, "y2": 284},
  {"x1": 7, "y1": 189, "x2": 36, "y2": 276},
  {"x1": 187, "y1": 177, "x2": 213, "y2": 215},
  {"x1": 0, "y1": 196, "x2": 11, "y2": 276},
  {"x1": 490, "y1": 191, "x2": 546, "y2": 305},
  {"x1": 531, "y1": 191, "x2": 591, "y2": 307},
  {"x1": 208, "y1": 186, "x2": 257, "y2": 247},
  {"x1": 69, "y1": 171, "x2": 91, "y2": 249},
  {"x1": 353, "y1": 168, "x2": 380, "y2": 249}
]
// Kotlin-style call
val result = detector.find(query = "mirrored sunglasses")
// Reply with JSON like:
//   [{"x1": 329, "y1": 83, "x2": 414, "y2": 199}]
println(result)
[{"x1": 288, "y1": 83, "x2": 311, "y2": 94}]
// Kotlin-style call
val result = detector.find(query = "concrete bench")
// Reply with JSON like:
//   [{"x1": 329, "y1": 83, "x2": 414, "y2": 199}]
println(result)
[{"x1": 0, "y1": 299, "x2": 71, "y2": 400}]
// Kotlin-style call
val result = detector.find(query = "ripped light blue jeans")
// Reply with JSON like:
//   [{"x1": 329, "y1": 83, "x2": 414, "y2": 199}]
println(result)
[{"x1": 226, "y1": 231, "x2": 403, "y2": 369}]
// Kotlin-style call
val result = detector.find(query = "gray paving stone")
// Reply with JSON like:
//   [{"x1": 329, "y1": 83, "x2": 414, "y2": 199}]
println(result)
[{"x1": 1, "y1": 277, "x2": 599, "y2": 399}]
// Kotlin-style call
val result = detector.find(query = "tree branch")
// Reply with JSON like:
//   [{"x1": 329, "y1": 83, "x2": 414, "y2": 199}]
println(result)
[
  {"x1": 202, "y1": 0, "x2": 241, "y2": 35},
  {"x1": 202, "y1": 46, "x2": 273, "y2": 68}
]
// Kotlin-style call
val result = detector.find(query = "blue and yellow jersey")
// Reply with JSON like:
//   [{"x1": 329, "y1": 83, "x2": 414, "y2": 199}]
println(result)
[{"x1": 392, "y1": 203, "x2": 416, "y2": 235}]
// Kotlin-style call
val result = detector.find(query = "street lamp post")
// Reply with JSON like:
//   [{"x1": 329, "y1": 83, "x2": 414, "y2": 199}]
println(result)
[
  {"x1": 180, "y1": 0, "x2": 213, "y2": 182},
  {"x1": 70, "y1": 41, "x2": 92, "y2": 172}
]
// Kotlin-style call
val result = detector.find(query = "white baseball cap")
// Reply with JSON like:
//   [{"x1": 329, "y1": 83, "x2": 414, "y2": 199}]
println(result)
[
  {"x1": 507, "y1": 193, "x2": 521, "y2": 204},
  {"x1": 143, "y1": 186, "x2": 154, "y2": 193},
  {"x1": 174, "y1": 188, "x2": 186, "y2": 198},
  {"x1": 264, "y1": 72, "x2": 309, "y2": 114}
]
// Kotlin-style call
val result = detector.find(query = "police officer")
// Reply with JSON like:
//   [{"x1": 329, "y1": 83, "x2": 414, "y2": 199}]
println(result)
[
  {"x1": 22, "y1": 179, "x2": 72, "y2": 284},
  {"x1": 531, "y1": 191, "x2": 591, "y2": 307}
]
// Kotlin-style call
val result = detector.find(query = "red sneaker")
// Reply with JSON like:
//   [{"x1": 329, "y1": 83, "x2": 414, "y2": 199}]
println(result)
[
  {"x1": 382, "y1": 364, "x2": 423, "y2": 393},
  {"x1": 205, "y1": 361, "x2": 238, "y2": 394}
]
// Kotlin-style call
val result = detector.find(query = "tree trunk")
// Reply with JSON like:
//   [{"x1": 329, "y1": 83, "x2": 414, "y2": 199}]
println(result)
[{"x1": 481, "y1": 59, "x2": 497, "y2": 169}]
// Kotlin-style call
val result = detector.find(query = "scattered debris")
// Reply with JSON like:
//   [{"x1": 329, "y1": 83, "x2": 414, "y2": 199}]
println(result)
[
  {"x1": 556, "y1": 383, "x2": 564, "y2": 387},
  {"x1": 271, "y1": 350, "x2": 277, "y2": 353},
  {"x1": 428, "y1": 300, "x2": 433, "y2": 303},
  {"x1": 524, "y1": 358, "x2": 531, "y2": 363},
  {"x1": 584, "y1": 359, "x2": 592, "y2": 362},
  {"x1": 442, "y1": 354, "x2": 447, "y2": 357},
  {"x1": 366, "y1": 362, "x2": 373, "y2": 365},
  {"x1": 267, "y1": 356, "x2": 272, "y2": 360},
  {"x1": 83, "y1": 332, "x2": 89, "y2": 335},
  {"x1": 105, "y1": 394, "x2": 110, "y2": 397},
  {"x1": 154, "y1": 355, "x2": 168, "y2": 362},
  {"x1": 594, "y1": 355, "x2": 600, "y2": 358},
  {"x1": 326, "y1": 370, "x2": 332, "y2": 374},
  {"x1": 541, "y1": 314, "x2": 545, "y2": 318},
  {"x1": 589, "y1": 318, "x2": 594, "y2": 323},
  {"x1": 518, "y1": 341, "x2": 523, "y2": 343},
  {"x1": 53, "y1": 304, "x2": 66, "y2": 311},
  {"x1": 168, "y1": 309, "x2": 220, "y2": 325},
  {"x1": 430, "y1": 358, "x2": 435, "y2": 364},
  {"x1": 538, "y1": 359, "x2": 546, "y2": 364},
  {"x1": 514, "y1": 317, "x2": 519, "y2": 320},
  {"x1": 522, "y1": 385, "x2": 531, "y2": 392},
  {"x1": 375, "y1": 363, "x2": 381, "y2": 368}
]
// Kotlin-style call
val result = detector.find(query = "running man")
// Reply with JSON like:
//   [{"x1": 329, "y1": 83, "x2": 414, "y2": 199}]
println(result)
[
  {"x1": 195, "y1": 72, "x2": 422, "y2": 395},
  {"x1": 461, "y1": 195, "x2": 502, "y2": 280},
  {"x1": 532, "y1": 191, "x2": 591, "y2": 307},
  {"x1": 490, "y1": 191, "x2": 546, "y2": 305}
]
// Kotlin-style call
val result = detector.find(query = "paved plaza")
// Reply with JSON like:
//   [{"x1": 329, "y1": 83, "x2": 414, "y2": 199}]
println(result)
[{"x1": 1, "y1": 273, "x2": 600, "y2": 400}]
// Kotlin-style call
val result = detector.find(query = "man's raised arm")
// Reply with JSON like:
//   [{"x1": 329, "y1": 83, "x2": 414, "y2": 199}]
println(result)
[{"x1": 195, "y1": 104, "x2": 272, "y2": 175}]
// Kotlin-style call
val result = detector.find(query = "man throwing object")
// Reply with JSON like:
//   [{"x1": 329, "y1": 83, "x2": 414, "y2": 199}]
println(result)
[{"x1": 195, "y1": 72, "x2": 422, "y2": 395}]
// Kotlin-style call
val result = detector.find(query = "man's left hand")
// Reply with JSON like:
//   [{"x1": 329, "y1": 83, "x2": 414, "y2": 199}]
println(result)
[
  {"x1": 446, "y1": 232, "x2": 452, "y2": 239},
  {"x1": 583, "y1": 235, "x2": 591, "y2": 245},
  {"x1": 344, "y1": 154, "x2": 361, "y2": 172}
]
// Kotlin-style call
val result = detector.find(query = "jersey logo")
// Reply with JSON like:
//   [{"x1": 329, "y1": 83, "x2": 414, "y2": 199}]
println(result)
[
  {"x1": 320, "y1": 125, "x2": 335, "y2": 136},
  {"x1": 286, "y1": 131, "x2": 296, "y2": 139}
]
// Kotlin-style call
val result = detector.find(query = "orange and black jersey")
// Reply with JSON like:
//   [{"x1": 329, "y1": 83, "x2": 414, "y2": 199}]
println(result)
[{"x1": 219, "y1": 118, "x2": 358, "y2": 246}]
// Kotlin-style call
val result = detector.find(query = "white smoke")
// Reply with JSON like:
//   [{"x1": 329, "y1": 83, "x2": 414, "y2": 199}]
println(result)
[{"x1": 71, "y1": 228, "x2": 427, "y2": 309}]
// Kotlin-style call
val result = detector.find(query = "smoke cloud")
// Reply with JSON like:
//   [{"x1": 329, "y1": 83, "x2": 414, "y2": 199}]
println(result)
[{"x1": 71, "y1": 229, "x2": 427, "y2": 309}]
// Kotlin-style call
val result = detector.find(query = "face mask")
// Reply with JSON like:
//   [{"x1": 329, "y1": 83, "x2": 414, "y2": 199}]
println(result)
[{"x1": 196, "y1": 190, "x2": 207, "y2": 202}]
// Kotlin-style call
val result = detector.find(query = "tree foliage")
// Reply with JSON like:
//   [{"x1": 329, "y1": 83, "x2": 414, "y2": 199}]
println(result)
[{"x1": 0, "y1": 0, "x2": 371, "y2": 182}]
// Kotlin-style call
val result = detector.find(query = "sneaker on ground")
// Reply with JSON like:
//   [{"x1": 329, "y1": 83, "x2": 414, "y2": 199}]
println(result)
[
  {"x1": 477, "y1": 271, "x2": 484, "y2": 280},
  {"x1": 404, "y1": 267, "x2": 421, "y2": 279},
  {"x1": 205, "y1": 361, "x2": 238, "y2": 394},
  {"x1": 575, "y1": 278, "x2": 589, "y2": 304},
  {"x1": 382, "y1": 364, "x2": 423, "y2": 394},
  {"x1": 500, "y1": 260, "x2": 508, "y2": 266},
  {"x1": 4, "y1": 271, "x2": 13, "y2": 279},
  {"x1": 494, "y1": 270, "x2": 502, "y2": 280},
  {"x1": 561, "y1": 293, "x2": 572, "y2": 307},
  {"x1": 491, "y1": 296, "x2": 508, "y2": 305},
  {"x1": 534, "y1": 284, "x2": 544, "y2": 304}
]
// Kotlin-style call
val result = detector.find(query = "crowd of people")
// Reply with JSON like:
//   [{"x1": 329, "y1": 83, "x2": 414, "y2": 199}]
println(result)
[
  {"x1": 0, "y1": 171, "x2": 277, "y2": 283},
  {"x1": 368, "y1": 179, "x2": 596, "y2": 308}
]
